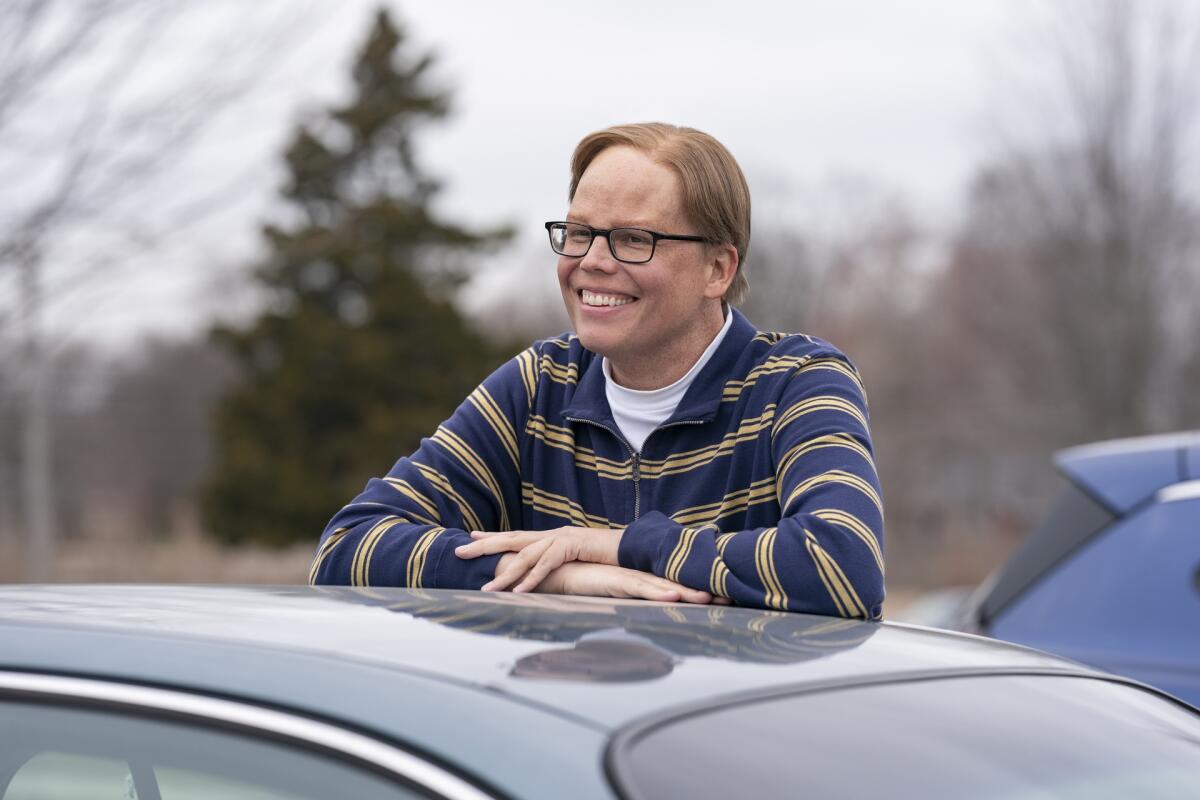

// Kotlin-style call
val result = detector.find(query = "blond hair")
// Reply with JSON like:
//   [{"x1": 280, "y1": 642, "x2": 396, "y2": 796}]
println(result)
[{"x1": 568, "y1": 122, "x2": 751, "y2": 304}]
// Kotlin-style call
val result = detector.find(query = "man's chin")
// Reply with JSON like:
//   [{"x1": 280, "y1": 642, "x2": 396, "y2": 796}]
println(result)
[
  {"x1": 574, "y1": 328, "x2": 622, "y2": 359},
  {"x1": 575, "y1": 333, "x2": 605, "y2": 356}
]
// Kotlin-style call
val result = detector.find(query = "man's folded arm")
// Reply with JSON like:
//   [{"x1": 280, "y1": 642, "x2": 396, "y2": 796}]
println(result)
[
  {"x1": 310, "y1": 349, "x2": 537, "y2": 588},
  {"x1": 617, "y1": 356, "x2": 885, "y2": 618}
]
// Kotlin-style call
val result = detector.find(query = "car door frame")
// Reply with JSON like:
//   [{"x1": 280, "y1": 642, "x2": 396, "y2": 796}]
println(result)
[{"x1": 0, "y1": 670, "x2": 499, "y2": 800}]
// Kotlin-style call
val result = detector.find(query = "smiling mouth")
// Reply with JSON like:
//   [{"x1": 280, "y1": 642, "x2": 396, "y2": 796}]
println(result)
[{"x1": 580, "y1": 289, "x2": 636, "y2": 307}]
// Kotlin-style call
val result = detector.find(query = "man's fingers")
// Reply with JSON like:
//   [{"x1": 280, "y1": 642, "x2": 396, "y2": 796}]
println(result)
[
  {"x1": 512, "y1": 542, "x2": 572, "y2": 593},
  {"x1": 481, "y1": 540, "x2": 552, "y2": 592},
  {"x1": 513, "y1": 563, "x2": 554, "y2": 594},
  {"x1": 456, "y1": 533, "x2": 526, "y2": 560},
  {"x1": 480, "y1": 557, "x2": 522, "y2": 591},
  {"x1": 507, "y1": 560, "x2": 716, "y2": 605},
  {"x1": 470, "y1": 530, "x2": 531, "y2": 540},
  {"x1": 612, "y1": 574, "x2": 680, "y2": 602},
  {"x1": 481, "y1": 559, "x2": 526, "y2": 591},
  {"x1": 640, "y1": 586, "x2": 682, "y2": 602},
  {"x1": 613, "y1": 573, "x2": 698, "y2": 603},
  {"x1": 677, "y1": 587, "x2": 715, "y2": 604},
  {"x1": 458, "y1": 529, "x2": 567, "y2": 560},
  {"x1": 511, "y1": 544, "x2": 571, "y2": 594},
  {"x1": 641, "y1": 577, "x2": 711, "y2": 605}
]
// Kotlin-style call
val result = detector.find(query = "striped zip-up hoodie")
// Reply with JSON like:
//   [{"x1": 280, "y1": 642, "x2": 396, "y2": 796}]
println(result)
[{"x1": 312, "y1": 309, "x2": 885, "y2": 618}]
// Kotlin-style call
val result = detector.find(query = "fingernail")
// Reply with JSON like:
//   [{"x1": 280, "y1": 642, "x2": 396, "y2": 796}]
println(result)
[{"x1": 481, "y1": 583, "x2": 494, "y2": 591}]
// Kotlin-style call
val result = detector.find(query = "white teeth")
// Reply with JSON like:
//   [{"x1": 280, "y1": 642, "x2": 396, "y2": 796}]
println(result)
[{"x1": 581, "y1": 290, "x2": 634, "y2": 307}]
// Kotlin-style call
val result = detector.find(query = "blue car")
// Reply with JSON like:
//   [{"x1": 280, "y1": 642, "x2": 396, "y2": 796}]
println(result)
[
  {"x1": 2, "y1": 585, "x2": 1200, "y2": 798},
  {"x1": 961, "y1": 431, "x2": 1200, "y2": 707}
]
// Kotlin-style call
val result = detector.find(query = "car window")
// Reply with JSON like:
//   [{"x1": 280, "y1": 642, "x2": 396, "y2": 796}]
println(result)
[
  {"x1": 978, "y1": 475, "x2": 1115, "y2": 624},
  {"x1": 990, "y1": 496, "x2": 1200, "y2": 662},
  {"x1": 0, "y1": 700, "x2": 434, "y2": 800},
  {"x1": 614, "y1": 675, "x2": 1200, "y2": 800},
  {"x1": 6, "y1": 753, "x2": 301, "y2": 800},
  {"x1": 6, "y1": 753, "x2": 134, "y2": 800}
]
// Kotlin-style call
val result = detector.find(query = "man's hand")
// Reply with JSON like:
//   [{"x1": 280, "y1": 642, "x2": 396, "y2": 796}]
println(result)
[
  {"x1": 456, "y1": 527, "x2": 621, "y2": 593},
  {"x1": 537, "y1": 561, "x2": 720, "y2": 604}
]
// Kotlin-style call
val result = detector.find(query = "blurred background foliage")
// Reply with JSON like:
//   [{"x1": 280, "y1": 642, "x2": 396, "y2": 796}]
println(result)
[
  {"x1": 201, "y1": 11, "x2": 510, "y2": 546},
  {"x1": 0, "y1": 0, "x2": 1196, "y2": 593}
]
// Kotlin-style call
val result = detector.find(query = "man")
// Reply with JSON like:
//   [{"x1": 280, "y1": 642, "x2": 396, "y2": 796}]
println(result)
[{"x1": 312, "y1": 123, "x2": 885, "y2": 617}]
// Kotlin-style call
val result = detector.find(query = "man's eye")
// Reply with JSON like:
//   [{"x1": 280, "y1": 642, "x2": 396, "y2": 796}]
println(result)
[{"x1": 618, "y1": 231, "x2": 652, "y2": 248}]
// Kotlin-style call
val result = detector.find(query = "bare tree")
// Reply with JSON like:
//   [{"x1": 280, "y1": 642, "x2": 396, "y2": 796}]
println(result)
[
  {"x1": 0, "y1": 0, "x2": 321, "y2": 578},
  {"x1": 948, "y1": 0, "x2": 1200, "y2": 443},
  {"x1": 881, "y1": 0, "x2": 1200, "y2": 586},
  {"x1": 0, "y1": 1, "x2": 323, "y2": 328},
  {"x1": 79, "y1": 338, "x2": 238, "y2": 541},
  {"x1": 738, "y1": 175, "x2": 919, "y2": 335}
]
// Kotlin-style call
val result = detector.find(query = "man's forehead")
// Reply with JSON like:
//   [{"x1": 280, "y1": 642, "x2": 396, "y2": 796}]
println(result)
[{"x1": 568, "y1": 149, "x2": 686, "y2": 228}]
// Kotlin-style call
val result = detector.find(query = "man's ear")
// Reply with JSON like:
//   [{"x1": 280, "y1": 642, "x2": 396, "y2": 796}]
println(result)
[{"x1": 703, "y1": 243, "x2": 739, "y2": 300}]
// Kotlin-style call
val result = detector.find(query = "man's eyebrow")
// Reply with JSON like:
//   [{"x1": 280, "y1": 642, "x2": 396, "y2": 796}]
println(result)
[{"x1": 565, "y1": 217, "x2": 662, "y2": 229}]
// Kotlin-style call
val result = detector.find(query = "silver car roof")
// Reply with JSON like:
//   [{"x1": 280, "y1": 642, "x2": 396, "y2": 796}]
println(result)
[
  {"x1": 0, "y1": 585, "x2": 1094, "y2": 728},
  {"x1": 0, "y1": 585, "x2": 1122, "y2": 799}
]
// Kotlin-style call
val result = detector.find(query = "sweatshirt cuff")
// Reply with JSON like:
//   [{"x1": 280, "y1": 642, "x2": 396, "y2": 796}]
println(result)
[
  {"x1": 430, "y1": 530, "x2": 504, "y2": 590},
  {"x1": 618, "y1": 511, "x2": 680, "y2": 574}
]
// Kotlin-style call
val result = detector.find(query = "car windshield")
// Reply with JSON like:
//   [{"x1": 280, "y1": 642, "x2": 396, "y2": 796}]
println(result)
[{"x1": 616, "y1": 675, "x2": 1200, "y2": 799}]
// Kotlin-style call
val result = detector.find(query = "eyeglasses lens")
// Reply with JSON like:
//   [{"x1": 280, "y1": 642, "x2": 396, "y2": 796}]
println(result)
[
  {"x1": 549, "y1": 223, "x2": 653, "y2": 263},
  {"x1": 610, "y1": 229, "x2": 653, "y2": 262}
]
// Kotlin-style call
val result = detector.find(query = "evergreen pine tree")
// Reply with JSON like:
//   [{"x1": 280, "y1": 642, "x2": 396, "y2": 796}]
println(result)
[{"x1": 202, "y1": 9, "x2": 509, "y2": 546}]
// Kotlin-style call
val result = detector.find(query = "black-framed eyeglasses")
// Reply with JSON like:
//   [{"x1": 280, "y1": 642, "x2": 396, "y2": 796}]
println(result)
[{"x1": 544, "y1": 221, "x2": 708, "y2": 264}]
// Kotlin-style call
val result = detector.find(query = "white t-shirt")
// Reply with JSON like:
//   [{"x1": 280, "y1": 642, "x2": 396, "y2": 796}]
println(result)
[{"x1": 603, "y1": 310, "x2": 734, "y2": 453}]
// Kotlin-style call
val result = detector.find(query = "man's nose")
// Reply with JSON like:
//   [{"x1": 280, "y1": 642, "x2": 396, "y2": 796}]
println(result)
[{"x1": 579, "y1": 233, "x2": 617, "y2": 271}]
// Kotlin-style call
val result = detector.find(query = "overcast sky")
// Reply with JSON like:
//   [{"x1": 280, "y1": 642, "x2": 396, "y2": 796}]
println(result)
[{"x1": 6, "y1": 0, "x2": 1047, "y2": 348}]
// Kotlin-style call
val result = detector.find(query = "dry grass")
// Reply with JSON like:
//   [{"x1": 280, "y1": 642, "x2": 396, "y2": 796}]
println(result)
[{"x1": 0, "y1": 533, "x2": 314, "y2": 585}]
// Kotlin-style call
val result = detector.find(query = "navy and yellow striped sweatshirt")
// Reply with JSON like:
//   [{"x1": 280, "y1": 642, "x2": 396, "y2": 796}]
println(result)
[{"x1": 312, "y1": 309, "x2": 885, "y2": 618}]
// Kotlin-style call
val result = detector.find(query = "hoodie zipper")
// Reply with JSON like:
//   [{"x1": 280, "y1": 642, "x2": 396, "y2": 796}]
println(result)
[
  {"x1": 564, "y1": 417, "x2": 708, "y2": 522},
  {"x1": 565, "y1": 416, "x2": 641, "y2": 520}
]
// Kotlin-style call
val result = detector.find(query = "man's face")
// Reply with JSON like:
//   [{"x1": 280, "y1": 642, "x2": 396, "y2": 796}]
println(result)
[{"x1": 557, "y1": 146, "x2": 720, "y2": 378}]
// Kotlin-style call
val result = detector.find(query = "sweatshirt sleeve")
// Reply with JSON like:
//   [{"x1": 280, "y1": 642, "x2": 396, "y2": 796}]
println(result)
[
  {"x1": 617, "y1": 355, "x2": 886, "y2": 618},
  {"x1": 310, "y1": 347, "x2": 538, "y2": 589}
]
